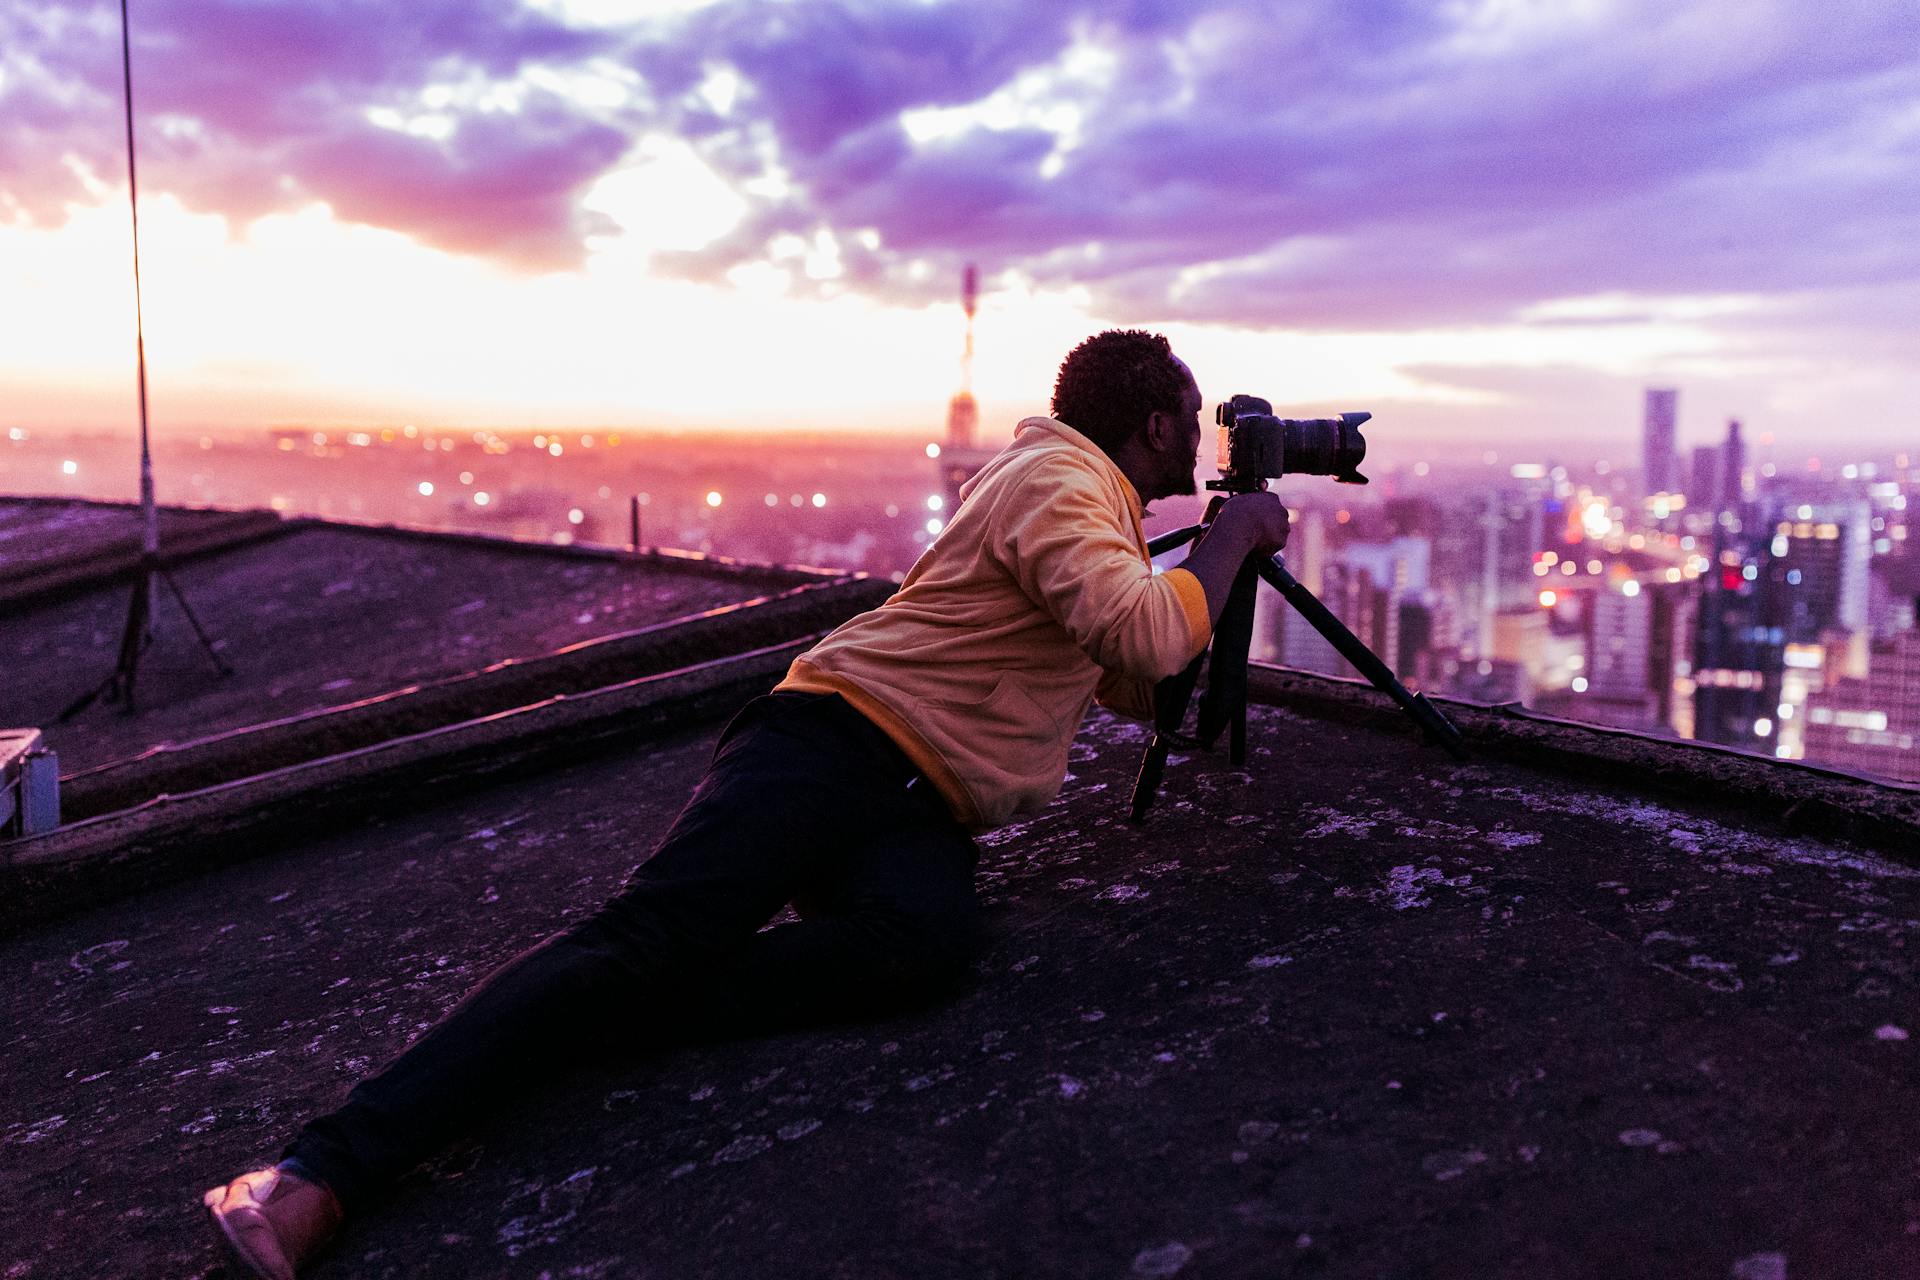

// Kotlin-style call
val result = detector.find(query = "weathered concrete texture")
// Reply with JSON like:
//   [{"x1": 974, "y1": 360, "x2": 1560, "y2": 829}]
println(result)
[
  {"x1": 55, "y1": 578, "x2": 887, "y2": 825},
  {"x1": 0, "y1": 644, "x2": 803, "y2": 934},
  {"x1": 1246, "y1": 665, "x2": 1920, "y2": 854},
  {"x1": 5, "y1": 703, "x2": 1920, "y2": 1278},
  {"x1": 0, "y1": 524, "x2": 773, "y2": 774},
  {"x1": 0, "y1": 499, "x2": 287, "y2": 607}
]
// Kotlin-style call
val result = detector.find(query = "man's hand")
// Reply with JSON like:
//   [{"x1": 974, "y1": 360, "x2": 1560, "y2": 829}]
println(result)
[
  {"x1": 1215, "y1": 492, "x2": 1291, "y2": 556},
  {"x1": 1175, "y1": 493, "x2": 1292, "y2": 629}
]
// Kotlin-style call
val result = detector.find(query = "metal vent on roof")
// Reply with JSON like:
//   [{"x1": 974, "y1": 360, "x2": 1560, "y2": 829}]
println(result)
[{"x1": 1, "y1": 730, "x2": 60, "y2": 839}]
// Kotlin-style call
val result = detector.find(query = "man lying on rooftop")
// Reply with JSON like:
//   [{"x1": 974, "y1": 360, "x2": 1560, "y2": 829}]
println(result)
[{"x1": 201, "y1": 329, "x2": 1292, "y2": 1280}]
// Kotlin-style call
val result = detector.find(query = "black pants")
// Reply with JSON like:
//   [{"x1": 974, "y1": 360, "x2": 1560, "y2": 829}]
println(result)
[{"x1": 283, "y1": 691, "x2": 982, "y2": 1211}]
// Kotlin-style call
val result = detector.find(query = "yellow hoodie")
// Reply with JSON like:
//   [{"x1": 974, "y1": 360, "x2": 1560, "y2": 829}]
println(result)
[{"x1": 777, "y1": 416, "x2": 1212, "y2": 830}]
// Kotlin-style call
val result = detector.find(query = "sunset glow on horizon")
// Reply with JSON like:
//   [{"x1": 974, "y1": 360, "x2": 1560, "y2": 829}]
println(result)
[{"x1": 2, "y1": 0, "x2": 1914, "y2": 455}]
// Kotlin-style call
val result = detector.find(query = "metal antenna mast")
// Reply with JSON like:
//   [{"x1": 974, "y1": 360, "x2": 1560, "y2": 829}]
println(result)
[
  {"x1": 121, "y1": 0, "x2": 157, "y2": 570},
  {"x1": 60, "y1": 0, "x2": 230, "y2": 722}
]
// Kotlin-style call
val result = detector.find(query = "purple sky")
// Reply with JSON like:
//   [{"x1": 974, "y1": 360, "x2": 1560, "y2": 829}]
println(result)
[{"x1": 3, "y1": 0, "x2": 1915, "y2": 447}]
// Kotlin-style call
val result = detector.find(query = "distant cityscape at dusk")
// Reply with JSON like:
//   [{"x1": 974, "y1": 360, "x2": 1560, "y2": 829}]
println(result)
[{"x1": 9, "y1": 371, "x2": 1916, "y2": 787}]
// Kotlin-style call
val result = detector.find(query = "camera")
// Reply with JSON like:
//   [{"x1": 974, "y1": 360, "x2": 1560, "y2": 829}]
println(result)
[{"x1": 1211, "y1": 394, "x2": 1370, "y2": 490}]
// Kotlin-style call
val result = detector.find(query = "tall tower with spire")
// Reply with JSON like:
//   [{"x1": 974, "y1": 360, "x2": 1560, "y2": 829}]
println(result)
[
  {"x1": 933, "y1": 264, "x2": 998, "y2": 516},
  {"x1": 945, "y1": 264, "x2": 979, "y2": 450}
]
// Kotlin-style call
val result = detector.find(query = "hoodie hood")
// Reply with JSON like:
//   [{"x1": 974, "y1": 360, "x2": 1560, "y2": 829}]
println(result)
[{"x1": 959, "y1": 416, "x2": 1144, "y2": 521}]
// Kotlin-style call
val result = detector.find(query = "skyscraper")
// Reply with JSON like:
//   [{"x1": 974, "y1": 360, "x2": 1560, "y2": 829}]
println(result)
[
  {"x1": 1693, "y1": 552, "x2": 1786, "y2": 752},
  {"x1": 1589, "y1": 585, "x2": 1654, "y2": 707},
  {"x1": 1721, "y1": 418, "x2": 1746, "y2": 513},
  {"x1": 1801, "y1": 625, "x2": 1920, "y2": 782},
  {"x1": 1643, "y1": 388, "x2": 1677, "y2": 496},
  {"x1": 1689, "y1": 444, "x2": 1721, "y2": 510}
]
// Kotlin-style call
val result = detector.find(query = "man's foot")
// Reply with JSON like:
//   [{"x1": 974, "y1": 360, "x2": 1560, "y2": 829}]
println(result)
[{"x1": 202, "y1": 1166, "x2": 343, "y2": 1280}]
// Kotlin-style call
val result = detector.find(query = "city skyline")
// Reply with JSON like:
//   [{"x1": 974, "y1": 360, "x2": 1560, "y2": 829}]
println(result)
[{"x1": 2, "y1": 1, "x2": 1916, "y2": 452}]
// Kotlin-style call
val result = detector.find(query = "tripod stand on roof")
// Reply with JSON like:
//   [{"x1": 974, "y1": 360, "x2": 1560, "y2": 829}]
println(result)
[{"x1": 1129, "y1": 397, "x2": 1467, "y2": 820}]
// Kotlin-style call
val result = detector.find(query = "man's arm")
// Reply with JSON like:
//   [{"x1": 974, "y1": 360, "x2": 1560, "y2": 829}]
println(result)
[
  {"x1": 1175, "y1": 492, "x2": 1292, "y2": 628},
  {"x1": 993, "y1": 455, "x2": 1212, "y2": 680}
]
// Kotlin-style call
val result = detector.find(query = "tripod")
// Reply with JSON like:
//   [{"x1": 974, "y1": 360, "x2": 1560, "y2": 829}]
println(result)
[
  {"x1": 59, "y1": 552, "x2": 232, "y2": 721},
  {"x1": 1130, "y1": 488, "x2": 1468, "y2": 820}
]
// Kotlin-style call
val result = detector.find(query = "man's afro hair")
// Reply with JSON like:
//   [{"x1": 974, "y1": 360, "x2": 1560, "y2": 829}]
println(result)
[{"x1": 1050, "y1": 329, "x2": 1190, "y2": 455}]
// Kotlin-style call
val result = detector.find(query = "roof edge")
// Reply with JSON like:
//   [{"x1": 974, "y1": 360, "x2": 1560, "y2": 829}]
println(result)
[
  {"x1": 0, "y1": 638, "x2": 813, "y2": 935},
  {"x1": 286, "y1": 513, "x2": 846, "y2": 587},
  {"x1": 54, "y1": 576, "x2": 891, "y2": 820},
  {"x1": 1245, "y1": 662, "x2": 1920, "y2": 857}
]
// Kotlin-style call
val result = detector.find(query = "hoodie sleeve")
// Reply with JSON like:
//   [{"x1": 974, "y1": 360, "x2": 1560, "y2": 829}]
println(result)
[
  {"x1": 991, "y1": 453, "x2": 1212, "y2": 680},
  {"x1": 1093, "y1": 668, "x2": 1156, "y2": 721}
]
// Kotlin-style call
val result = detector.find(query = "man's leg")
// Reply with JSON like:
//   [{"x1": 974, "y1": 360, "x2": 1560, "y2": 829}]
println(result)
[
  {"x1": 645, "y1": 811, "x2": 982, "y2": 1046},
  {"x1": 270, "y1": 692, "x2": 967, "y2": 1211}
]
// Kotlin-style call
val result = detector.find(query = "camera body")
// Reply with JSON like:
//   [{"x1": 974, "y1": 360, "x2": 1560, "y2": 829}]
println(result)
[{"x1": 1211, "y1": 394, "x2": 1371, "y2": 491}]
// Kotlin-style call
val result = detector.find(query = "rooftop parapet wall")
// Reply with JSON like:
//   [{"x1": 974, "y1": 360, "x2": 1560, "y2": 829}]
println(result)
[
  {"x1": 1, "y1": 509, "x2": 842, "y2": 775},
  {"x1": 0, "y1": 497, "x2": 291, "y2": 609},
  {"x1": 0, "y1": 638, "x2": 816, "y2": 934},
  {"x1": 1246, "y1": 662, "x2": 1920, "y2": 857},
  {"x1": 56, "y1": 575, "x2": 891, "y2": 822}
]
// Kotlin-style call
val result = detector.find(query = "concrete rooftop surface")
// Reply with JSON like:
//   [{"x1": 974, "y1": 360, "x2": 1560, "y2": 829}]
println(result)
[
  {"x1": 0, "y1": 507, "x2": 790, "y2": 774},
  {"x1": 5, "y1": 686, "x2": 1920, "y2": 1279}
]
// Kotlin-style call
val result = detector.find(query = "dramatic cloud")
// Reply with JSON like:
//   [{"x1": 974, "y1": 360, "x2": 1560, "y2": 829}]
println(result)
[
  {"x1": 5, "y1": 0, "x2": 1916, "y2": 321},
  {"x1": 639, "y1": 0, "x2": 1920, "y2": 328},
  {"x1": 1, "y1": 0, "x2": 627, "y2": 267}
]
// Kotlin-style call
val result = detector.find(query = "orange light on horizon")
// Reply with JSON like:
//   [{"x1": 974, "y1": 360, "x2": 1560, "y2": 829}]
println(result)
[{"x1": 705, "y1": 490, "x2": 723, "y2": 507}]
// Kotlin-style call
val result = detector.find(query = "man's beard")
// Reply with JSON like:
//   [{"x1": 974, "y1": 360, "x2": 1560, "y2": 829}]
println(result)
[{"x1": 1175, "y1": 444, "x2": 1200, "y2": 496}]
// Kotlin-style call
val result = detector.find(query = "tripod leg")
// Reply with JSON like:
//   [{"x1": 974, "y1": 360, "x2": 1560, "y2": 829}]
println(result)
[
  {"x1": 1255, "y1": 557, "x2": 1468, "y2": 759},
  {"x1": 156, "y1": 562, "x2": 233, "y2": 676},
  {"x1": 1128, "y1": 519, "x2": 1210, "y2": 821},
  {"x1": 57, "y1": 574, "x2": 144, "y2": 721},
  {"x1": 110, "y1": 570, "x2": 153, "y2": 714},
  {"x1": 1197, "y1": 561, "x2": 1258, "y2": 762},
  {"x1": 1129, "y1": 647, "x2": 1208, "y2": 821}
]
